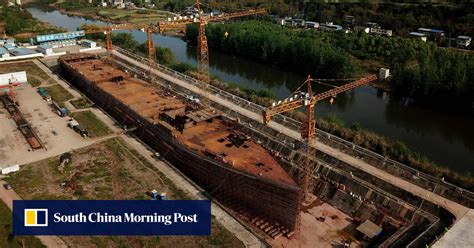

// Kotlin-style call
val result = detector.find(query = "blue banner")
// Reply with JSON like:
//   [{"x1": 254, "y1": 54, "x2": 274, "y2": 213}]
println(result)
[{"x1": 13, "y1": 200, "x2": 211, "y2": 235}]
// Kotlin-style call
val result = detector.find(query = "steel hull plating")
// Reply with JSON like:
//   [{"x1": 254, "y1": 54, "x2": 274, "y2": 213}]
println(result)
[{"x1": 59, "y1": 56, "x2": 301, "y2": 231}]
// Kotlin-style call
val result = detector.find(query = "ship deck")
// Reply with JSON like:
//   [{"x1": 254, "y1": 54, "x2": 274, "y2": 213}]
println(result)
[
  {"x1": 178, "y1": 120, "x2": 295, "y2": 184},
  {"x1": 66, "y1": 57, "x2": 296, "y2": 186}
]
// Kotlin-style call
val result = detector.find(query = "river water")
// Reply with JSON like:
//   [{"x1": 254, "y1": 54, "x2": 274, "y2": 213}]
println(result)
[{"x1": 26, "y1": 7, "x2": 474, "y2": 173}]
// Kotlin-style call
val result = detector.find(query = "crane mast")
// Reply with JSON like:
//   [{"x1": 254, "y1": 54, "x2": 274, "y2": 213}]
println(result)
[
  {"x1": 82, "y1": 23, "x2": 158, "y2": 78},
  {"x1": 196, "y1": 0, "x2": 210, "y2": 83},
  {"x1": 157, "y1": 1, "x2": 266, "y2": 107},
  {"x1": 263, "y1": 74, "x2": 378, "y2": 201}
]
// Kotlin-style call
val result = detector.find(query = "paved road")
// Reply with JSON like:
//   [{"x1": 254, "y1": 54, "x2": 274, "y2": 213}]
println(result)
[
  {"x1": 0, "y1": 180, "x2": 67, "y2": 248},
  {"x1": 113, "y1": 50, "x2": 470, "y2": 221}
]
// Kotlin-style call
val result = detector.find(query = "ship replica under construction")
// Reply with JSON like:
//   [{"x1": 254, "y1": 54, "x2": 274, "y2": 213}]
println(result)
[{"x1": 59, "y1": 53, "x2": 301, "y2": 235}]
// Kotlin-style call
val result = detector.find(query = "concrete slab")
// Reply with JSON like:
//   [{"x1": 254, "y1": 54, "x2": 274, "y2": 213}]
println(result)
[
  {"x1": 272, "y1": 202, "x2": 362, "y2": 248},
  {"x1": 0, "y1": 83, "x2": 98, "y2": 166},
  {"x1": 432, "y1": 210, "x2": 474, "y2": 248}
]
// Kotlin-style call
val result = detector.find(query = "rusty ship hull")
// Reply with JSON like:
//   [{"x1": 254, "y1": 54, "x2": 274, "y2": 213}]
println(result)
[{"x1": 59, "y1": 53, "x2": 301, "y2": 232}]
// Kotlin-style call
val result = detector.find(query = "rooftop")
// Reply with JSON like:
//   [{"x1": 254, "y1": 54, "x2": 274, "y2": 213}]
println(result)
[
  {"x1": 4, "y1": 44, "x2": 15, "y2": 50},
  {"x1": 36, "y1": 31, "x2": 85, "y2": 43},
  {"x1": 0, "y1": 47, "x2": 8, "y2": 55},
  {"x1": 38, "y1": 44, "x2": 51, "y2": 49},
  {"x1": 10, "y1": 48, "x2": 38, "y2": 56},
  {"x1": 356, "y1": 220, "x2": 382, "y2": 239},
  {"x1": 409, "y1": 32, "x2": 427, "y2": 37},
  {"x1": 418, "y1": 28, "x2": 444, "y2": 33}
]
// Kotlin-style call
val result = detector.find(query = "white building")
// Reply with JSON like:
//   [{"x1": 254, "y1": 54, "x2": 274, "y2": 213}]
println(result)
[
  {"x1": 379, "y1": 68, "x2": 390, "y2": 80},
  {"x1": 37, "y1": 44, "x2": 53, "y2": 55},
  {"x1": 1, "y1": 164, "x2": 19, "y2": 175},
  {"x1": 320, "y1": 22, "x2": 343, "y2": 32},
  {"x1": 456, "y1": 36, "x2": 471, "y2": 48},
  {"x1": 369, "y1": 28, "x2": 393, "y2": 37},
  {"x1": 0, "y1": 71, "x2": 27, "y2": 87},
  {"x1": 305, "y1": 21, "x2": 319, "y2": 29},
  {"x1": 82, "y1": 40, "x2": 97, "y2": 48},
  {"x1": 110, "y1": 0, "x2": 123, "y2": 5},
  {"x1": 409, "y1": 32, "x2": 427, "y2": 42}
]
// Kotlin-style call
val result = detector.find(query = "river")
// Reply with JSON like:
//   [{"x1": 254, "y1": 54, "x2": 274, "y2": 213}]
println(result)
[{"x1": 26, "y1": 6, "x2": 474, "y2": 173}]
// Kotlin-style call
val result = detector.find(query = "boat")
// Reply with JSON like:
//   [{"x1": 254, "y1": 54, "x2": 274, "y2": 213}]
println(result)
[{"x1": 58, "y1": 53, "x2": 301, "y2": 233}]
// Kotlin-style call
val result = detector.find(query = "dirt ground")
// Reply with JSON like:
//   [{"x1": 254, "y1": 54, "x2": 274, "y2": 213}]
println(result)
[
  {"x1": 5, "y1": 137, "x2": 244, "y2": 248},
  {"x1": 272, "y1": 200, "x2": 363, "y2": 248}
]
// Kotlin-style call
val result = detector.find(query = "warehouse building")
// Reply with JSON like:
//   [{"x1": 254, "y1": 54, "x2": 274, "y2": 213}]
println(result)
[
  {"x1": 0, "y1": 47, "x2": 10, "y2": 59},
  {"x1": 37, "y1": 44, "x2": 54, "y2": 55},
  {"x1": 35, "y1": 31, "x2": 85, "y2": 48}
]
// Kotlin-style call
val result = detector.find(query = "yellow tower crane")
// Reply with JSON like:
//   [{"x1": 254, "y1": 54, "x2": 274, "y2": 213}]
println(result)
[{"x1": 156, "y1": 1, "x2": 266, "y2": 106}]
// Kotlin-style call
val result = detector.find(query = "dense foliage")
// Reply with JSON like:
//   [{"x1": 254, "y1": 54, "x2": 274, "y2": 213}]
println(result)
[
  {"x1": 0, "y1": 4, "x2": 62, "y2": 37},
  {"x1": 301, "y1": 1, "x2": 473, "y2": 36},
  {"x1": 186, "y1": 21, "x2": 359, "y2": 79},
  {"x1": 187, "y1": 20, "x2": 474, "y2": 112},
  {"x1": 391, "y1": 49, "x2": 474, "y2": 109},
  {"x1": 0, "y1": 6, "x2": 41, "y2": 35},
  {"x1": 316, "y1": 29, "x2": 474, "y2": 110},
  {"x1": 156, "y1": 0, "x2": 473, "y2": 36}
]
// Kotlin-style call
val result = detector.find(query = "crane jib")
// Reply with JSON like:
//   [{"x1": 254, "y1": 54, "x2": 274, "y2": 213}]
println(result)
[{"x1": 264, "y1": 74, "x2": 378, "y2": 120}]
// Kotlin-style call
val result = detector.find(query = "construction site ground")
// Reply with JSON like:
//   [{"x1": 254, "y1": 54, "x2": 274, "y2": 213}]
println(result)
[
  {"x1": 0, "y1": 83, "x2": 99, "y2": 167},
  {"x1": 4, "y1": 137, "x2": 244, "y2": 247},
  {"x1": 272, "y1": 200, "x2": 363, "y2": 248},
  {"x1": 1, "y1": 57, "x2": 265, "y2": 248}
]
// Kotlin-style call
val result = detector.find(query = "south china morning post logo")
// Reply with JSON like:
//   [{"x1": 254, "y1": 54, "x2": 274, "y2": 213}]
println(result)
[
  {"x1": 13, "y1": 200, "x2": 211, "y2": 235},
  {"x1": 24, "y1": 209, "x2": 48, "y2": 227}
]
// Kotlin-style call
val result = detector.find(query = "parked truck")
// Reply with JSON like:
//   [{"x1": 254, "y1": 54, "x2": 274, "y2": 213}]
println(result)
[
  {"x1": 37, "y1": 87, "x2": 51, "y2": 102},
  {"x1": 51, "y1": 100, "x2": 68, "y2": 117},
  {"x1": 67, "y1": 118, "x2": 88, "y2": 137}
]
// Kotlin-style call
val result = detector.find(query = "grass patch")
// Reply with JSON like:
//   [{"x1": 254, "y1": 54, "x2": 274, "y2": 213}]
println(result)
[
  {"x1": 4, "y1": 138, "x2": 243, "y2": 247},
  {"x1": 44, "y1": 84, "x2": 73, "y2": 103},
  {"x1": 0, "y1": 201, "x2": 45, "y2": 247},
  {"x1": 95, "y1": 8, "x2": 171, "y2": 23},
  {"x1": 71, "y1": 111, "x2": 112, "y2": 137},
  {"x1": 207, "y1": 216, "x2": 240, "y2": 246},
  {"x1": 0, "y1": 61, "x2": 49, "y2": 87},
  {"x1": 70, "y1": 97, "x2": 93, "y2": 109},
  {"x1": 128, "y1": 148, "x2": 191, "y2": 200}
]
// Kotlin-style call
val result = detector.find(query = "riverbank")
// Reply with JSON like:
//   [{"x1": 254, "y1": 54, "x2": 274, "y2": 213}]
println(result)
[
  {"x1": 52, "y1": 2, "x2": 174, "y2": 25},
  {"x1": 0, "y1": 4, "x2": 63, "y2": 40}
]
